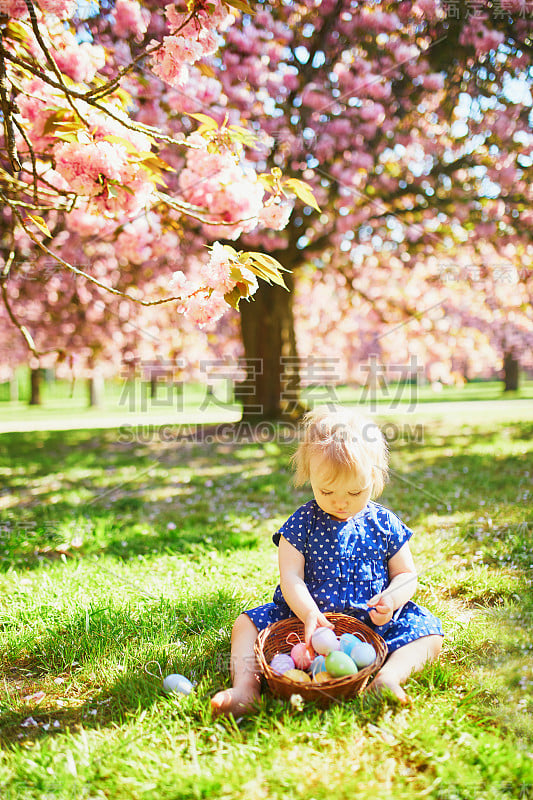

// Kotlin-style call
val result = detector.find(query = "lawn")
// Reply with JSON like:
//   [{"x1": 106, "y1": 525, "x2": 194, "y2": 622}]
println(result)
[
  {"x1": 0, "y1": 377, "x2": 532, "y2": 434},
  {"x1": 0, "y1": 406, "x2": 532, "y2": 799}
]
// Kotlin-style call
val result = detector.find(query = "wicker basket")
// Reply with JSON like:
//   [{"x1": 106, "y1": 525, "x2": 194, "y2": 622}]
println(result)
[{"x1": 255, "y1": 613, "x2": 387, "y2": 706}]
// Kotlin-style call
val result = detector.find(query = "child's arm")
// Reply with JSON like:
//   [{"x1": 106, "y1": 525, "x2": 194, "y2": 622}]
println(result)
[
  {"x1": 278, "y1": 535, "x2": 335, "y2": 645},
  {"x1": 367, "y1": 542, "x2": 418, "y2": 626}
]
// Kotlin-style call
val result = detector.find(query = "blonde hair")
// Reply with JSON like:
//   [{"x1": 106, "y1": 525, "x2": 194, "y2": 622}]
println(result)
[{"x1": 291, "y1": 406, "x2": 389, "y2": 498}]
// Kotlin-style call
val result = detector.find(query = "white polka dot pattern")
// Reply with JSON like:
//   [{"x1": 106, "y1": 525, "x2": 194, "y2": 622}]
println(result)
[{"x1": 245, "y1": 500, "x2": 444, "y2": 653}]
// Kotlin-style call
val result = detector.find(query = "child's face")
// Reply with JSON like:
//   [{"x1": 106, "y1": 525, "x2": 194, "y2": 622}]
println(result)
[{"x1": 309, "y1": 454, "x2": 372, "y2": 521}]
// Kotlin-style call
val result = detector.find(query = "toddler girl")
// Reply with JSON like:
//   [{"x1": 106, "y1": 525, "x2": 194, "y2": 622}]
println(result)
[{"x1": 211, "y1": 406, "x2": 443, "y2": 716}]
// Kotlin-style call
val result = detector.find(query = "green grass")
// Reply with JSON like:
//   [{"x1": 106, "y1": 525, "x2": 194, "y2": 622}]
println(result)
[
  {"x1": 1, "y1": 376, "x2": 532, "y2": 434},
  {"x1": 0, "y1": 409, "x2": 532, "y2": 799}
]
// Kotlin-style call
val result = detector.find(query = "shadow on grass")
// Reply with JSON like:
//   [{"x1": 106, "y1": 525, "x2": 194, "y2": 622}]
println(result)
[
  {"x1": 0, "y1": 588, "x2": 241, "y2": 747},
  {"x1": 2, "y1": 592, "x2": 529, "y2": 752},
  {"x1": 0, "y1": 420, "x2": 531, "y2": 572},
  {"x1": 0, "y1": 425, "x2": 297, "y2": 571}
]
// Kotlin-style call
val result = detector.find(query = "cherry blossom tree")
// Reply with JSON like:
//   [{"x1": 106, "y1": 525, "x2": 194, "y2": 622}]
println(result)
[
  {"x1": 0, "y1": 0, "x2": 311, "y2": 395},
  {"x1": 200, "y1": 0, "x2": 532, "y2": 416},
  {"x1": 293, "y1": 245, "x2": 533, "y2": 394},
  {"x1": 1, "y1": 0, "x2": 532, "y2": 411}
]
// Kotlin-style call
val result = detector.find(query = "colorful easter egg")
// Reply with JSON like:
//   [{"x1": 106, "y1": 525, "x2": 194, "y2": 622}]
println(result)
[
  {"x1": 283, "y1": 669, "x2": 311, "y2": 683},
  {"x1": 339, "y1": 632, "x2": 362, "y2": 655},
  {"x1": 311, "y1": 627, "x2": 340, "y2": 656},
  {"x1": 310, "y1": 655, "x2": 327, "y2": 677},
  {"x1": 325, "y1": 651, "x2": 359, "y2": 678},
  {"x1": 314, "y1": 671, "x2": 332, "y2": 684},
  {"x1": 350, "y1": 641, "x2": 376, "y2": 668},
  {"x1": 270, "y1": 653, "x2": 296, "y2": 675},
  {"x1": 291, "y1": 641, "x2": 313, "y2": 670}
]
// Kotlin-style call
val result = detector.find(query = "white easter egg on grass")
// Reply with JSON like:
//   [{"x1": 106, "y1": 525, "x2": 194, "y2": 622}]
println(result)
[{"x1": 163, "y1": 674, "x2": 194, "y2": 695}]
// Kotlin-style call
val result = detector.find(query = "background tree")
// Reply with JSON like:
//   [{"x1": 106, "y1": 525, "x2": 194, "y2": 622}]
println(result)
[
  {"x1": 194, "y1": 0, "x2": 532, "y2": 417},
  {"x1": 1, "y1": 1, "x2": 531, "y2": 410},
  {"x1": 0, "y1": 0, "x2": 300, "y2": 394}
]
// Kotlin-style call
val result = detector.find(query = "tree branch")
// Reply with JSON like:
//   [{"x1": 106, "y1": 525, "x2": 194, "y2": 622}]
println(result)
[
  {"x1": 84, "y1": 9, "x2": 197, "y2": 101},
  {"x1": 1, "y1": 192, "x2": 205, "y2": 308},
  {"x1": 0, "y1": 27, "x2": 21, "y2": 172}
]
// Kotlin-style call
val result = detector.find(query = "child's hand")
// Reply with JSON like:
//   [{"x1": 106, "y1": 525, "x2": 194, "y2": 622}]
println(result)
[
  {"x1": 367, "y1": 593, "x2": 394, "y2": 626},
  {"x1": 303, "y1": 609, "x2": 335, "y2": 645}
]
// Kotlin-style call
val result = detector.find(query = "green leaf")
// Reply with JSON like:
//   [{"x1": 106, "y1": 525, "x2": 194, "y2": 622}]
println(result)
[
  {"x1": 53, "y1": 131, "x2": 80, "y2": 143},
  {"x1": 41, "y1": 110, "x2": 72, "y2": 137},
  {"x1": 224, "y1": 0, "x2": 255, "y2": 14},
  {"x1": 196, "y1": 63, "x2": 216, "y2": 78},
  {"x1": 44, "y1": 117, "x2": 86, "y2": 138},
  {"x1": 137, "y1": 154, "x2": 175, "y2": 172},
  {"x1": 224, "y1": 286, "x2": 243, "y2": 309},
  {"x1": 106, "y1": 179, "x2": 135, "y2": 196},
  {"x1": 188, "y1": 113, "x2": 219, "y2": 131},
  {"x1": 25, "y1": 214, "x2": 51, "y2": 237},
  {"x1": 242, "y1": 252, "x2": 290, "y2": 289},
  {"x1": 5, "y1": 21, "x2": 27, "y2": 43},
  {"x1": 228, "y1": 125, "x2": 258, "y2": 148},
  {"x1": 258, "y1": 174, "x2": 275, "y2": 190},
  {"x1": 221, "y1": 244, "x2": 239, "y2": 258},
  {"x1": 103, "y1": 135, "x2": 140, "y2": 154},
  {"x1": 284, "y1": 178, "x2": 321, "y2": 212}
]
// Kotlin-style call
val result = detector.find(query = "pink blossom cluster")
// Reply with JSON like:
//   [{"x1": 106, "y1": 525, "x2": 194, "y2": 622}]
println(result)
[
  {"x1": 178, "y1": 132, "x2": 265, "y2": 239},
  {"x1": 459, "y1": 18, "x2": 505, "y2": 56},
  {"x1": 15, "y1": 78, "x2": 65, "y2": 153},
  {"x1": 112, "y1": 0, "x2": 151, "y2": 40},
  {"x1": 5, "y1": 0, "x2": 75, "y2": 18},
  {"x1": 258, "y1": 202, "x2": 292, "y2": 231},
  {"x1": 151, "y1": 36, "x2": 202, "y2": 87},
  {"x1": 181, "y1": 290, "x2": 228, "y2": 326},
  {"x1": 202, "y1": 242, "x2": 240, "y2": 293},
  {"x1": 166, "y1": 73, "x2": 222, "y2": 113},
  {"x1": 15, "y1": 73, "x2": 157, "y2": 218},
  {"x1": 66, "y1": 208, "x2": 117, "y2": 237},
  {"x1": 168, "y1": 243, "x2": 263, "y2": 327},
  {"x1": 54, "y1": 140, "x2": 154, "y2": 215},
  {"x1": 150, "y1": 0, "x2": 232, "y2": 88},
  {"x1": 55, "y1": 141, "x2": 128, "y2": 196},
  {"x1": 115, "y1": 217, "x2": 159, "y2": 266},
  {"x1": 52, "y1": 36, "x2": 106, "y2": 84},
  {"x1": 165, "y1": 0, "x2": 232, "y2": 39}
]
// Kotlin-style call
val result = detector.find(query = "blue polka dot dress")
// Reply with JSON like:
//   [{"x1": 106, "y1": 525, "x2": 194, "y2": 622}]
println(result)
[{"x1": 245, "y1": 500, "x2": 444, "y2": 654}]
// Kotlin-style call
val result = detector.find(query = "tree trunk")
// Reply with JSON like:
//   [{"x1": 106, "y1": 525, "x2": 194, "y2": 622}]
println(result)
[
  {"x1": 503, "y1": 352, "x2": 519, "y2": 392},
  {"x1": 29, "y1": 367, "x2": 41, "y2": 405},
  {"x1": 88, "y1": 372, "x2": 104, "y2": 407},
  {"x1": 239, "y1": 271, "x2": 304, "y2": 419}
]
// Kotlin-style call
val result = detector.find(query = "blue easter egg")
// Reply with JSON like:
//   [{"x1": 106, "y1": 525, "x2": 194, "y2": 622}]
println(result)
[
  {"x1": 310, "y1": 655, "x2": 327, "y2": 677},
  {"x1": 339, "y1": 633, "x2": 361, "y2": 655},
  {"x1": 350, "y1": 641, "x2": 376, "y2": 668}
]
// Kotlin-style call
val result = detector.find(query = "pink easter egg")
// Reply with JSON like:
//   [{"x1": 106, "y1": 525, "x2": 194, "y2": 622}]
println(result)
[
  {"x1": 311, "y1": 626, "x2": 340, "y2": 656},
  {"x1": 290, "y1": 641, "x2": 313, "y2": 670}
]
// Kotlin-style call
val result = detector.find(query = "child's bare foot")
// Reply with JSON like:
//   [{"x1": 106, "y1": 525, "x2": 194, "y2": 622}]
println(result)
[
  {"x1": 211, "y1": 686, "x2": 260, "y2": 718},
  {"x1": 367, "y1": 673, "x2": 411, "y2": 705}
]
